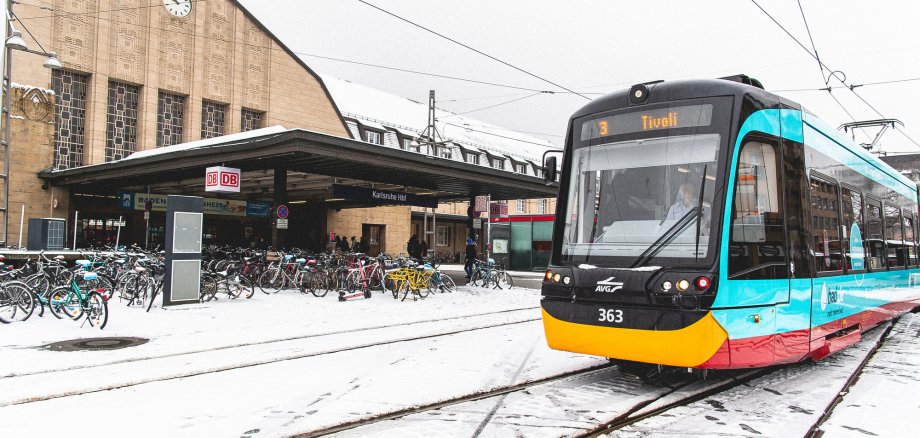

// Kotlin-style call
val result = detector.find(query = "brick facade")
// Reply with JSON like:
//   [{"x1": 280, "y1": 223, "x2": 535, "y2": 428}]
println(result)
[{"x1": 7, "y1": 0, "x2": 349, "y2": 243}]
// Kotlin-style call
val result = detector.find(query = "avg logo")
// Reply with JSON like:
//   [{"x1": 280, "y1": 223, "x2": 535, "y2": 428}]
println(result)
[{"x1": 594, "y1": 276, "x2": 624, "y2": 293}]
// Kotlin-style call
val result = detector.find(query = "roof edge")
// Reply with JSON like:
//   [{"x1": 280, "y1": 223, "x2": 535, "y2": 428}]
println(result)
[{"x1": 231, "y1": 0, "x2": 354, "y2": 139}]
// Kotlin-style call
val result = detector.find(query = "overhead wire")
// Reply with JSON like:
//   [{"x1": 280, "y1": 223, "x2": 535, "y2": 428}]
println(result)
[
  {"x1": 447, "y1": 92, "x2": 545, "y2": 117},
  {"x1": 750, "y1": 0, "x2": 920, "y2": 150},
  {"x1": 771, "y1": 76, "x2": 920, "y2": 92},
  {"x1": 13, "y1": 6, "x2": 583, "y2": 97},
  {"x1": 795, "y1": 0, "x2": 871, "y2": 143},
  {"x1": 355, "y1": 0, "x2": 590, "y2": 100}
]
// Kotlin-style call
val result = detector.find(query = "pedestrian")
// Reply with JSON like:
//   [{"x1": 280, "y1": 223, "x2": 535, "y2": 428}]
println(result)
[
  {"x1": 420, "y1": 239, "x2": 429, "y2": 260},
  {"x1": 464, "y1": 238, "x2": 478, "y2": 279},
  {"x1": 350, "y1": 236, "x2": 358, "y2": 252},
  {"x1": 407, "y1": 234, "x2": 420, "y2": 259}
]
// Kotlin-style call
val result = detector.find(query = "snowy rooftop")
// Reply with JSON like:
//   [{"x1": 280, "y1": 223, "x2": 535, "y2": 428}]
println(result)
[{"x1": 319, "y1": 73, "x2": 558, "y2": 165}]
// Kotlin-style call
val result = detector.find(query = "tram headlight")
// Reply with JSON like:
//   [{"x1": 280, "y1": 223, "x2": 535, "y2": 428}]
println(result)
[
  {"x1": 553, "y1": 273, "x2": 561, "y2": 283},
  {"x1": 563, "y1": 276, "x2": 571, "y2": 285},
  {"x1": 675, "y1": 279, "x2": 690, "y2": 292},
  {"x1": 661, "y1": 281, "x2": 673, "y2": 292},
  {"x1": 544, "y1": 270, "x2": 553, "y2": 281}
]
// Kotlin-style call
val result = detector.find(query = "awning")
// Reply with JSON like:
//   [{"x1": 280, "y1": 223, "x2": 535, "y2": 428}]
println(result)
[{"x1": 40, "y1": 128, "x2": 559, "y2": 204}]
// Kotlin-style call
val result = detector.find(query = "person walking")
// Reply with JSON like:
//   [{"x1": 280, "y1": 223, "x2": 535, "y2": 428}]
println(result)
[
  {"x1": 350, "y1": 236, "x2": 358, "y2": 252},
  {"x1": 464, "y1": 238, "x2": 478, "y2": 280}
]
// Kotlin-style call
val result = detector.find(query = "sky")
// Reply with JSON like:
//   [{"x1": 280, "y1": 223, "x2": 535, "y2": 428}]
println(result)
[{"x1": 238, "y1": 0, "x2": 920, "y2": 155}]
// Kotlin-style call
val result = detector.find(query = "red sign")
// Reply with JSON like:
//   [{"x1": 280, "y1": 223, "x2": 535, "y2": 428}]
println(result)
[
  {"x1": 205, "y1": 166, "x2": 241, "y2": 193},
  {"x1": 490, "y1": 202, "x2": 508, "y2": 218},
  {"x1": 474, "y1": 195, "x2": 489, "y2": 213}
]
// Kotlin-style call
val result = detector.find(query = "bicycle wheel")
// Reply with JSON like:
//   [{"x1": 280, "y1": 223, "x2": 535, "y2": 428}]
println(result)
[
  {"x1": 49, "y1": 286, "x2": 82, "y2": 320},
  {"x1": 310, "y1": 275, "x2": 329, "y2": 298},
  {"x1": 146, "y1": 281, "x2": 162, "y2": 312},
  {"x1": 258, "y1": 269, "x2": 283, "y2": 294},
  {"x1": 496, "y1": 272, "x2": 513, "y2": 289},
  {"x1": 241, "y1": 276, "x2": 255, "y2": 299},
  {"x1": 85, "y1": 292, "x2": 108, "y2": 329},
  {"x1": 0, "y1": 283, "x2": 34, "y2": 323},
  {"x1": 87, "y1": 273, "x2": 116, "y2": 302},
  {"x1": 226, "y1": 275, "x2": 244, "y2": 299},
  {"x1": 399, "y1": 280, "x2": 413, "y2": 302},
  {"x1": 439, "y1": 274, "x2": 456, "y2": 293},
  {"x1": 344, "y1": 271, "x2": 360, "y2": 294},
  {"x1": 200, "y1": 275, "x2": 218, "y2": 302},
  {"x1": 124, "y1": 275, "x2": 145, "y2": 306}
]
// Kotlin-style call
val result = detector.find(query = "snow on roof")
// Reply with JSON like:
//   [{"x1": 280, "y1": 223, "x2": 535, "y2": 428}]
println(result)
[
  {"x1": 356, "y1": 119, "x2": 387, "y2": 132},
  {"x1": 319, "y1": 73, "x2": 558, "y2": 163},
  {"x1": 122, "y1": 126, "x2": 288, "y2": 161}
]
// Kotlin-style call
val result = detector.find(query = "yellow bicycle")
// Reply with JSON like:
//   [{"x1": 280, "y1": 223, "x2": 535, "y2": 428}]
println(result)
[{"x1": 385, "y1": 265, "x2": 434, "y2": 301}]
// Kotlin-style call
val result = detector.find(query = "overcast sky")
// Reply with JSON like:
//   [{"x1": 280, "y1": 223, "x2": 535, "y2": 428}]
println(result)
[{"x1": 239, "y1": 0, "x2": 920, "y2": 155}]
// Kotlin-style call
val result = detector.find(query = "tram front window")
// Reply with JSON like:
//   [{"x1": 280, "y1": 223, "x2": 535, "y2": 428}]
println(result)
[{"x1": 561, "y1": 133, "x2": 720, "y2": 266}]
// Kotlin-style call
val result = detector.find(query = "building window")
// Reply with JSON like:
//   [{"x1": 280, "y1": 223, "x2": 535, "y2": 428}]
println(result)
[
  {"x1": 436, "y1": 226, "x2": 450, "y2": 246},
  {"x1": 156, "y1": 91, "x2": 185, "y2": 147},
  {"x1": 401, "y1": 138, "x2": 413, "y2": 150},
  {"x1": 533, "y1": 165, "x2": 543, "y2": 178},
  {"x1": 434, "y1": 145, "x2": 451, "y2": 159},
  {"x1": 105, "y1": 81, "x2": 139, "y2": 162},
  {"x1": 538, "y1": 199, "x2": 547, "y2": 214},
  {"x1": 514, "y1": 163, "x2": 527, "y2": 174},
  {"x1": 365, "y1": 130, "x2": 382, "y2": 145},
  {"x1": 465, "y1": 152, "x2": 480, "y2": 165},
  {"x1": 241, "y1": 108, "x2": 263, "y2": 132},
  {"x1": 516, "y1": 199, "x2": 525, "y2": 213},
  {"x1": 201, "y1": 100, "x2": 227, "y2": 139},
  {"x1": 51, "y1": 70, "x2": 88, "y2": 169},
  {"x1": 491, "y1": 157, "x2": 505, "y2": 169}
]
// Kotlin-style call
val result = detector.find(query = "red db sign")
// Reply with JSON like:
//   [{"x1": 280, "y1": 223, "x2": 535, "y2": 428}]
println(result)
[{"x1": 205, "y1": 166, "x2": 241, "y2": 193}]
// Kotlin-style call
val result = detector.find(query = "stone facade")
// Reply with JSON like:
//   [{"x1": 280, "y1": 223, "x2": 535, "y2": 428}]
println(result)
[
  {"x1": 4, "y1": 86, "x2": 70, "y2": 245},
  {"x1": 327, "y1": 206, "x2": 411, "y2": 256},
  {"x1": 7, "y1": 0, "x2": 349, "y2": 243}
]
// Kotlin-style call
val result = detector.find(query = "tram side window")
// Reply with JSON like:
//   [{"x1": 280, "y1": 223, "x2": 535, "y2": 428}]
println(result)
[
  {"x1": 884, "y1": 204, "x2": 904, "y2": 267},
  {"x1": 903, "y1": 213, "x2": 916, "y2": 266},
  {"x1": 728, "y1": 140, "x2": 786, "y2": 279},
  {"x1": 914, "y1": 214, "x2": 920, "y2": 266},
  {"x1": 811, "y1": 177, "x2": 842, "y2": 273},
  {"x1": 866, "y1": 203, "x2": 886, "y2": 270},
  {"x1": 840, "y1": 188, "x2": 866, "y2": 271}
]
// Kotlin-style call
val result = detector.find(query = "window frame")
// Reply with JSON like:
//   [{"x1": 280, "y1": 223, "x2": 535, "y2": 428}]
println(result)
[
  {"x1": 883, "y1": 202, "x2": 905, "y2": 270},
  {"x1": 865, "y1": 196, "x2": 887, "y2": 272},
  {"x1": 364, "y1": 129, "x2": 383, "y2": 145},
  {"x1": 808, "y1": 172, "x2": 844, "y2": 276},
  {"x1": 839, "y1": 184, "x2": 867, "y2": 275},
  {"x1": 728, "y1": 136, "x2": 789, "y2": 280}
]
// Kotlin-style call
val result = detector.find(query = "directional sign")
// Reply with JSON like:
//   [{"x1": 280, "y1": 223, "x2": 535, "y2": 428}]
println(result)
[{"x1": 276, "y1": 204, "x2": 289, "y2": 219}]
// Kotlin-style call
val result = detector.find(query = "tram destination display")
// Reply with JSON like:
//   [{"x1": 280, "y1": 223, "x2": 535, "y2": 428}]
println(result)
[{"x1": 580, "y1": 104, "x2": 713, "y2": 141}]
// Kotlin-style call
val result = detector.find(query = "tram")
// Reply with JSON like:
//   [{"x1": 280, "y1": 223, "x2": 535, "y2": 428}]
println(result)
[{"x1": 540, "y1": 75, "x2": 920, "y2": 370}]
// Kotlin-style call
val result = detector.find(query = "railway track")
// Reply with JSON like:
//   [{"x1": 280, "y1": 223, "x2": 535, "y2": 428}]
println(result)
[
  {"x1": 2, "y1": 305, "x2": 540, "y2": 379},
  {"x1": 317, "y1": 321, "x2": 900, "y2": 438},
  {"x1": 1, "y1": 308, "x2": 541, "y2": 406}
]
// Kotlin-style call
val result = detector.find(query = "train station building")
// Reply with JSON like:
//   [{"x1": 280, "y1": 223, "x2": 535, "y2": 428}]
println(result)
[{"x1": 5, "y1": 0, "x2": 557, "y2": 268}]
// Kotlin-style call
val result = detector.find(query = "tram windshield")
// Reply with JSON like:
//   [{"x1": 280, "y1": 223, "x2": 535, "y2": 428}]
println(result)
[{"x1": 560, "y1": 133, "x2": 721, "y2": 266}]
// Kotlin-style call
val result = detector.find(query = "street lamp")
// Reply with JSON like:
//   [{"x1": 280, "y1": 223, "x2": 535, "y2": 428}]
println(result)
[{"x1": 2, "y1": 15, "x2": 61, "y2": 245}]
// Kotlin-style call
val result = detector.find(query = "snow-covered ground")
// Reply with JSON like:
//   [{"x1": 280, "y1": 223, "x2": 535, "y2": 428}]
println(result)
[
  {"x1": 3, "y1": 286, "x2": 918, "y2": 438},
  {"x1": 0, "y1": 286, "x2": 603, "y2": 437}
]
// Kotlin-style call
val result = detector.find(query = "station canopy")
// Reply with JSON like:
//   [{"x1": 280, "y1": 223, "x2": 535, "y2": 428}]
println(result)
[{"x1": 39, "y1": 127, "x2": 559, "y2": 207}]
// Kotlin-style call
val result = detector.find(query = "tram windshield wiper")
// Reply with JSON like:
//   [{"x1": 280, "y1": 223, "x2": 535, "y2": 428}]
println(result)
[{"x1": 630, "y1": 207, "x2": 699, "y2": 268}]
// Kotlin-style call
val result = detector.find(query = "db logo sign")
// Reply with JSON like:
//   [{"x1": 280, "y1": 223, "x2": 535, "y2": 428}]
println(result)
[{"x1": 205, "y1": 166, "x2": 241, "y2": 193}]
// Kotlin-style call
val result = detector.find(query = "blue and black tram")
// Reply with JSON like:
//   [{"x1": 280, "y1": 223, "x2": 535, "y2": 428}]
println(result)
[{"x1": 541, "y1": 75, "x2": 920, "y2": 369}]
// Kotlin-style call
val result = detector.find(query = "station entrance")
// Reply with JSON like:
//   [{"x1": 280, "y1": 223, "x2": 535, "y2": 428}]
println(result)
[{"x1": 42, "y1": 128, "x2": 557, "y2": 255}]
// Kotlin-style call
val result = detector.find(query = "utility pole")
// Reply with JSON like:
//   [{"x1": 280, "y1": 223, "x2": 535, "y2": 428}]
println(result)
[{"x1": 415, "y1": 90, "x2": 449, "y2": 156}]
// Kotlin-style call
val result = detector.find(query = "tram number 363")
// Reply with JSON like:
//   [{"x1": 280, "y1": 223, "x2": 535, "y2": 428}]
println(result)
[{"x1": 598, "y1": 308, "x2": 624, "y2": 323}]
